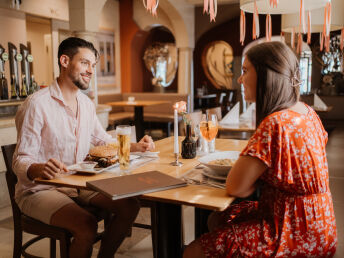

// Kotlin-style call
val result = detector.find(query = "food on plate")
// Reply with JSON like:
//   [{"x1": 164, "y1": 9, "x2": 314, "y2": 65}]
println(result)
[
  {"x1": 208, "y1": 158, "x2": 236, "y2": 166},
  {"x1": 85, "y1": 145, "x2": 118, "y2": 168}
]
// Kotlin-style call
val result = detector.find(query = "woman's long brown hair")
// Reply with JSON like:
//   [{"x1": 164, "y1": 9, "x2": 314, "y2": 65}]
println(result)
[{"x1": 245, "y1": 41, "x2": 300, "y2": 126}]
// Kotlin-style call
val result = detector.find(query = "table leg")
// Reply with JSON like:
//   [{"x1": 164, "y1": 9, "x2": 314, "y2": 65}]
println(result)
[
  {"x1": 156, "y1": 202, "x2": 183, "y2": 258},
  {"x1": 194, "y1": 208, "x2": 211, "y2": 238},
  {"x1": 134, "y1": 106, "x2": 144, "y2": 142}
]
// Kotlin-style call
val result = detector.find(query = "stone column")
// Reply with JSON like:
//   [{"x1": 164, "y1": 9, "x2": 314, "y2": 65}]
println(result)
[
  {"x1": 68, "y1": 0, "x2": 106, "y2": 105},
  {"x1": 178, "y1": 47, "x2": 194, "y2": 112}
]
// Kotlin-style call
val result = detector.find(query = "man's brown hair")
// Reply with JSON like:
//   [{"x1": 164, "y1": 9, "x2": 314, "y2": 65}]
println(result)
[{"x1": 245, "y1": 41, "x2": 301, "y2": 126}]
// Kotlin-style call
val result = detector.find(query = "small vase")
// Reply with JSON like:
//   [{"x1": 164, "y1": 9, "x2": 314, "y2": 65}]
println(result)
[{"x1": 181, "y1": 124, "x2": 196, "y2": 159}]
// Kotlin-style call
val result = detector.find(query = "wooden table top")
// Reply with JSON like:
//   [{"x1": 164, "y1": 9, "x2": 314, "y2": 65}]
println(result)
[
  {"x1": 106, "y1": 100, "x2": 171, "y2": 107},
  {"x1": 219, "y1": 123, "x2": 255, "y2": 132},
  {"x1": 36, "y1": 137, "x2": 248, "y2": 211}
]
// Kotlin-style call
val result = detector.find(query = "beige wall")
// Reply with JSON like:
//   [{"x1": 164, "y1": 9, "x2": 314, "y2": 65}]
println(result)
[
  {"x1": 26, "y1": 18, "x2": 53, "y2": 86},
  {"x1": 0, "y1": 8, "x2": 26, "y2": 83},
  {"x1": 98, "y1": 0, "x2": 121, "y2": 93},
  {"x1": 0, "y1": 0, "x2": 69, "y2": 21}
]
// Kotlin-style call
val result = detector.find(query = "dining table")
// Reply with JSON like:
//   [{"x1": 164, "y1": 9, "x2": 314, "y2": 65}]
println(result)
[
  {"x1": 36, "y1": 137, "x2": 248, "y2": 258},
  {"x1": 105, "y1": 100, "x2": 171, "y2": 141}
]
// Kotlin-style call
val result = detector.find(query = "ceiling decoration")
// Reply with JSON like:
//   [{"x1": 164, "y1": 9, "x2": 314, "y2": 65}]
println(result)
[
  {"x1": 282, "y1": 0, "x2": 344, "y2": 51},
  {"x1": 240, "y1": 0, "x2": 328, "y2": 14},
  {"x1": 239, "y1": 0, "x2": 331, "y2": 52},
  {"x1": 143, "y1": 0, "x2": 159, "y2": 16},
  {"x1": 203, "y1": 0, "x2": 218, "y2": 22}
]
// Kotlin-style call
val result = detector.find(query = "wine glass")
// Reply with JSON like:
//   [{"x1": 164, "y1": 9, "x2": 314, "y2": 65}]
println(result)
[{"x1": 200, "y1": 114, "x2": 218, "y2": 143}]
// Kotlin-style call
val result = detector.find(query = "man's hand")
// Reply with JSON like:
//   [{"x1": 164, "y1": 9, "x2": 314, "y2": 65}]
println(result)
[
  {"x1": 130, "y1": 135, "x2": 155, "y2": 152},
  {"x1": 27, "y1": 158, "x2": 69, "y2": 180}
]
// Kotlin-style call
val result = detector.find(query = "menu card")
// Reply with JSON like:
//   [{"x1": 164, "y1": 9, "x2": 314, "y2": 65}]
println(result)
[{"x1": 86, "y1": 171, "x2": 187, "y2": 200}]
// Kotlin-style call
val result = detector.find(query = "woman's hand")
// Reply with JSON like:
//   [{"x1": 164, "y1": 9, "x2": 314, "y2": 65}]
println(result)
[
  {"x1": 28, "y1": 158, "x2": 69, "y2": 180},
  {"x1": 130, "y1": 135, "x2": 155, "y2": 152}
]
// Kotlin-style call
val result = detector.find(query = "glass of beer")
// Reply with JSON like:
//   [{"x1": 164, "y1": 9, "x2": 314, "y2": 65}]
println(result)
[
  {"x1": 200, "y1": 114, "x2": 218, "y2": 146},
  {"x1": 116, "y1": 125, "x2": 131, "y2": 170}
]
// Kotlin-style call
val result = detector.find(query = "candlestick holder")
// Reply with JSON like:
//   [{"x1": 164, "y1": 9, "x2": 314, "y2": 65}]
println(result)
[{"x1": 170, "y1": 153, "x2": 183, "y2": 166}]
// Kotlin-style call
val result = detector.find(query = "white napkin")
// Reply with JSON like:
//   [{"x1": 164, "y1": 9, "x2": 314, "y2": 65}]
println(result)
[
  {"x1": 240, "y1": 103, "x2": 255, "y2": 120},
  {"x1": 314, "y1": 94, "x2": 328, "y2": 111},
  {"x1": 220, "y1": 102, "x2": 240, "y2": 125}
]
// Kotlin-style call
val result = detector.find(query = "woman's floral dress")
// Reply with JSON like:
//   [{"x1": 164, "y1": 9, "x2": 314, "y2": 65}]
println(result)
[{"x1": 200, "y1": 105, "x2": 337, "y2": 257}]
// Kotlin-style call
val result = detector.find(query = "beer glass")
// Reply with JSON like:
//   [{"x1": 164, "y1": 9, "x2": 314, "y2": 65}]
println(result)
[{"x1": 116, "y1": 125, "x2": 131, "y2": 170}]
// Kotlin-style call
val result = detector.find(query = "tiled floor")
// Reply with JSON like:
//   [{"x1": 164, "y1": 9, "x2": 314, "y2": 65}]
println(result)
[{"x1": 0, "y1": 128, "x2": 343, "y2": 257}]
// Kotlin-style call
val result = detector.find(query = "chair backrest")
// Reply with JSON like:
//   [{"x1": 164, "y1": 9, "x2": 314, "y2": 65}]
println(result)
[
  {"x1": 1, "y1": 144, "x2": 22, "y2": 222},
  {"x1": 207, "y1": 107, "x2": 222, "y2": 120}
]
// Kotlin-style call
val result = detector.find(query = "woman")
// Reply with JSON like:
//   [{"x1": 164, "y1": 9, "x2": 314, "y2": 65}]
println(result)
[{"x1": 183, "y1": 42, "x2": 337, "y2": 257}]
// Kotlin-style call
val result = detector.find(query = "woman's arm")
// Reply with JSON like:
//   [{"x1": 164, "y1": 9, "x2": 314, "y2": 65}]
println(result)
[{"x1": 226, "y1": 155, "x2": 268, "y2": 198}]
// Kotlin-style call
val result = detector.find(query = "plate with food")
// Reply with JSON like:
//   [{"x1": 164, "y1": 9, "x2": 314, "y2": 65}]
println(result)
[
  {"x1": 201, "y1": 167, "x2": 227, "y2": 181},
  {"x1": 68, "y1": 145, "x2": 139, "y2": 174},
  {"x1": 198, "y1": 151, "x2": 239, "y2": 176}
]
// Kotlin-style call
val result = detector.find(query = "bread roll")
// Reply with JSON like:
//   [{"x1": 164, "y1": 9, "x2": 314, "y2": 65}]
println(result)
[{"x1": 89, "y1": 145, "x2": 117, "y2": 158}]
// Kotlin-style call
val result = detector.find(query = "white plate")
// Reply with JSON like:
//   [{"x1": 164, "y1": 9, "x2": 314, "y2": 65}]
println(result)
[
  {"x1": 198, "y1": 151, "x2": 240, "y2": 176},
  {"x1": 68, "y1": 155, "x2": 140, "y2": 174},
  {"x1": 202, "y1": 168, "x2": 227, "y2": 181},
  {"x1": 130, "y1": 151, "x2": 160, "y2": 157}
]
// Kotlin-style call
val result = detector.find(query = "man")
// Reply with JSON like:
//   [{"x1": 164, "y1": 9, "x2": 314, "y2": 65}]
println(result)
[{"x1": 12, "y1": 37, "x2": 154, "y2": 258}]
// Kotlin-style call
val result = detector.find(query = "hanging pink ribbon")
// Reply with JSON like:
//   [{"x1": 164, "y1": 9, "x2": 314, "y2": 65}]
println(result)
[
  {"x1": 265, "y1": 14, "x2": 272, "y2": 42},
  {"x1": 299, "y1": 0, "x2": 306, "y2": 34},
  {"x1": 321, "y1": 2, "x2": 331, "y2": 52},
  {"x1": 325, "y1": 2, "x2": 331, "y2": 37},
  {"x1": 307, "y1": 11, "x2": 311, "y2": 44},
  {"x1": 325, "y1": 35, "x2": 330, "y2": 52},
  {"x1": 320, "y1": 32, "x2": 324, "y2": 51},
  {"x1": 252, "y1": 0, "x2": 260, "y2": 40},
  {"x1": 269, "y1": 0, "x2": 279, "y2": 8},
  {"x1": 240, "y1": 10, "x2": 246, "y2": 46},
  {"x1": 143, "y1": 0, "x2": 159, "y2": 16},
  {"x1": 203, "y1": 0, "x2": 217, "y2": 22},
  {"x1": 291, "y1": 28, "x2": 295, "y2": 49},
  {"x1": 341, "y1": 29, "x2": 344, "y2": 51},
  {"x1": 296, "y1": 33, "x2": 302, "y2": 54}
]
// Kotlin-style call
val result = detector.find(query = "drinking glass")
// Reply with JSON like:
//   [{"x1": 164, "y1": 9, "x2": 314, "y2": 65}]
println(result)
[
  {"x1": 116, "y1": 125, "x2": 131, "y2": 170},
  {"x1": 200, "y1": 114, "x2": 218, "y2": 143}
]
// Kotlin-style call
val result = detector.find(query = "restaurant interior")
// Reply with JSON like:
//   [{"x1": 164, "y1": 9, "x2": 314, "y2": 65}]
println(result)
[{"x1": 0, "y1": 0, "x2": 343, "y2": 257}]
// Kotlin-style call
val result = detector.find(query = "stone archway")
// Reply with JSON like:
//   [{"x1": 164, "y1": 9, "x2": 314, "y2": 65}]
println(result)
[{"x1": 133, "y1": 0, "x2": 195, "y2": 109}]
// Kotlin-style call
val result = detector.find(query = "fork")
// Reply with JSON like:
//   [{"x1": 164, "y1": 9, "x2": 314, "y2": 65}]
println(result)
[{"x1": 183, "y1": 177, "x2": 226, "y2": 189}]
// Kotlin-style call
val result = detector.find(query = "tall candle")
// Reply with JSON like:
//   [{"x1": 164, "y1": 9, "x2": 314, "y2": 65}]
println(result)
[{"x1": 174, "y1": 108, "x2": 178, "y2": 154}]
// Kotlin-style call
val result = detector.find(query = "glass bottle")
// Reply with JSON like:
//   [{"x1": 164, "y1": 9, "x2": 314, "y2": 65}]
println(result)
[
  {"x1": 30, "y1": 75, "x2": 38, "y2": 93},
  {"x1": 20, "y1": 75, "x2": 27, "y2": 98},
  {"x1": 181, "y1": 124, "x2": 196, "y2": 159},
  {"x1": 10, "y1": 74, "x2": 18, "y2": 99},
  {"x1": 0, "y1": 73, "x2": 8, "y2": 100}
]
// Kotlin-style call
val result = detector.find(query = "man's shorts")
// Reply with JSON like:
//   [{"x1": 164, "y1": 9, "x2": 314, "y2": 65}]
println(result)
[{"x1": 16, "y1": 187, "x2": 99, "y2": 225}]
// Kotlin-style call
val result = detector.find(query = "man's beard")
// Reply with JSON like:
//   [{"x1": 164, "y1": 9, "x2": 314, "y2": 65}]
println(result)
[{"x1": 70, "y1": 73, "x2": 90, "y2": 90}]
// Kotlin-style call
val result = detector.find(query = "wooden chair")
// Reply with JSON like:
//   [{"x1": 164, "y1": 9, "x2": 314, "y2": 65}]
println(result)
[
  {"x1": 206, "y1": 106, "x2": 222, "y2": 120},
  {"x1": 2, "y1": 144, "x2": 108, "y2": 258}
]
